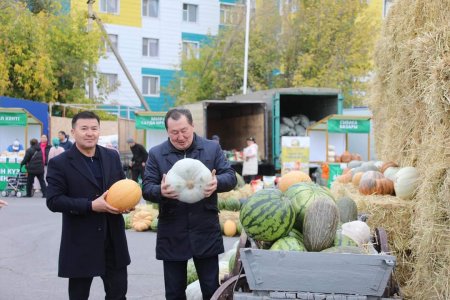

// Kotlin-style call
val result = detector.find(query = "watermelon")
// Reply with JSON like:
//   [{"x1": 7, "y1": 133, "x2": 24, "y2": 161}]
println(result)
[
  {"x1": 334, "y1": 229, "x2": 358, "y2": 247},
  {"x1": 303, "y1": 197, "x2": 340, "y2": 252},
  {"x1": 288, "y1": 228, "x2": 304, "y2": 243},
  {"x1": 228, "y1": 252, "x2": 236, "y2": 273},
  {"x1": 187, "y1": 259, "x2": 198, "y2": 285},
  {"x1": 235, "y1": 172, "x2": 245, "y2": 189},
  {"x1": 123, "y1": 214, "x2": 132, "y2": 229},
  {"x1": 284, "y1": 182, "x2": 335, "y2": 231},
  {"x1": 270, "y1": 236, "x2": 306, "y2": 251},
  {"x1": 236, "y1": 220, "x2": 242, "y2": 235},
  {"x1": 225, "y1": 198, "x2": 241, "y2": 211},
  {"x1": 336, "y1": 196, "x2": 358, "y2": 223},
  {"x1": 239, "y1": 189, "x2": 295, "y2": 242}
]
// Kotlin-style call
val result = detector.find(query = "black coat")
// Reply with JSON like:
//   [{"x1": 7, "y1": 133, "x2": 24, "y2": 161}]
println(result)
[
  {"x1": 130, "y1": 143, "x2": 148, "y2": 168},
  {"x1": 46, "y1": 145, "x2": 130, "y2": 278},
  {"x1": 20, "y1": 145, "x2": 44, "y2": 175},
  {"x1": 142, "y1": 135, "x2": 236, "y2": 261}
]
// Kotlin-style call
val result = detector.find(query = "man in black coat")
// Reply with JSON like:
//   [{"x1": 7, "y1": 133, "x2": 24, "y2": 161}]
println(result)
[
  {"x1": 46, "y1": 111, "x2": 131, "y2": 300},
  {"x1": 126, "y1": 138, "x2": 148, "y2": 183},
  {"x1": 20, "y1": 138, "x2": 46, "y2": 197},
  {"x1": 142, "y1": 108, "x2": 237, "y2": 300}
]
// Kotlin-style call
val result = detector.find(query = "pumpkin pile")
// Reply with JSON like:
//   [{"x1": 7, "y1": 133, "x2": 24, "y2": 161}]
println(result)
[
  {"x1": 335, "y1": 160, "x2": 420, "y2": 200},
  {"x1": 123, "y1": 204, "x2": 159, "y2": 232}
]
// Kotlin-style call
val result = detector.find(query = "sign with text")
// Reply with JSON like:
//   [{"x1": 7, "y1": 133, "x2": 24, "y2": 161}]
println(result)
[
  {"x1": 135, "y1": 114, "x2": 165, "y2": 130},
  {"x1": 0, "y1": 112, "x2": 27, "y2": 127},
  {"x1": 327, "y1": 119, "x2": 370, "y2": 133},
  {"x1": 280, "y1": 136, "x2": 310, "y2": 175},
  {"x1": 0, "y1": 162, "x2": 22, "y2": 190}
]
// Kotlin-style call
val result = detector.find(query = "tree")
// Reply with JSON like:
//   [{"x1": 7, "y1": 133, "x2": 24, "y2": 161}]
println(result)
[
  {"x1": 0, "y1": 1, "x2": 103, "y2": 104},
  {"x1": 168, "y1": 0, "x2": 381, "y2": 107}
]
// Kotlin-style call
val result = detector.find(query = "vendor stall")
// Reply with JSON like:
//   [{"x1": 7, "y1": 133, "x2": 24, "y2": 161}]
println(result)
[
  {"x1": 134, "y1": 111, "x2": 168, "y2": 150},
  {"x1": 0, "y1": 108, "x2": 43, "y2": 190},
  {"x1": 307, "y1": 114, "x2": 372, "y2": 186}
]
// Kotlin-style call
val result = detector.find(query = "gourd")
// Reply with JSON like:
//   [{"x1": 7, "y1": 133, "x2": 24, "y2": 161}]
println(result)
[
  {"x1": 383, "y1": 166, "x2": 400, "y2": 181},
  {"x1": 106, "y1": 179, "x2": 142, "y2": 210},
  {"x1": 380, "y1": 161, "x2": 399, "y2": 173},
  {"x1": 394, "y1": 167, "x2": 420, "y2": 200},
  {"x1": 358, "y1": 171, "x2": 384, "y2": 195},
  {"x1": 336, "y1": 196, "x2": 358, "y2": 223},
  {"x1": 352, "y1": 172, "x2": 364, "y2": 187},
  {"x1": 375, "y1": 178, "x2": 395, "y2": 195},
  {"x1": 165, "y1": 158, "x2": 212, "y2": 203},
  {"x1": 131, "y1": 211, "x2": 152, "y2": 231},
  {"x1": 278, "y1": 170, "x2": 312, "y2": 192}
]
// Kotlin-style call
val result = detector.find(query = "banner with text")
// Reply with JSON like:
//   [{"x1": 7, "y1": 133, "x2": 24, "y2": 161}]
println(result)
[
  {"x1": 135, "y1": 114, "x2": 165, "y2": 130},
  {"x1": 0, "y1": 112, "x2": 27, "y2": 127},
  {"x1": 327, "y1": 119, "x2": 370, "y2": 133}
]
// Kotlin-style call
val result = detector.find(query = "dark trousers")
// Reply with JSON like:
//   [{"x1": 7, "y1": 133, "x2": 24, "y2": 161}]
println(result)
[
  {"x1": 26, "y1": 173, "x2": 46, "y2": 197},
  {"x1": 243, "y1": 175, "x2": 256, "y2": 184},
  {"x1": 163, "y1": 256, "x2": 219, "y2": 300},
  {"x1": 68, "y1": 249, "x2": 127, "y2": 300},
  {"x1": 131, "y1": 166, "x2": 144, "y2": 183}
]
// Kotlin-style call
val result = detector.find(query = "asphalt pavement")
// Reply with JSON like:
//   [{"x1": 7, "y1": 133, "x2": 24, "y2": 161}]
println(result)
[{"x1": 0, "y1": 195, "x2": 238, "y2": 300}]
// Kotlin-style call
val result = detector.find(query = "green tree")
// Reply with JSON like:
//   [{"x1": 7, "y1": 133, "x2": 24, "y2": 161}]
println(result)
[{"x1": 0, "y1": 1, "x2": 103, "y2": 104}]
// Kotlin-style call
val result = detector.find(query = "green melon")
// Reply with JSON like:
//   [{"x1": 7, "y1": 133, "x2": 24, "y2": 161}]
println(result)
[
  {"x1": 336, "y1": 196, "x2": 358, "y2": 223},
  {"x1": 150, "y1": 218, "x2": 158, "y2": 232},
  {"x1": 228, "y1": 252, "x2": 236, "y2": 273},
  {"x1": 235, "y1": 172, "x2": 245, "y2": 189},
  {"x1": 123, "y1": 214, "x2": 132, "y2": 230},
  {"x1": 334, "y1": 229, "x2": 358, "y2": 247},
  {"x1": 226, "y1": 198, "x2": 241, "y2": 211},
  {"x1": 303, "y1": 197, "x2": 340, "y2": 252},
  {"x1": 236, "y1": 220, "x2": 242, "y2": 235},
  {"x1": 187, "y1": 259, "x2": 198, "y2": 285},
  {"x1": 270, "y1": 236, "x2": 306, "y2": 251},
  {"x1": 240, "y1": 189, "x2": 295, "y2": 242},
  {"x1": 284, "y1": 182, "x2": 335, "y2": 232},
  {"x1": 322, "y1": 246, "x2": 365, "y2": 254}
]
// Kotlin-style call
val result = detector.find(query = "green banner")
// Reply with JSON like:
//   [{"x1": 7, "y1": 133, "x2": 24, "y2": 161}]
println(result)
[
  {"x1": 0, "y1": 112, "x2": 27, "y2": 127},
  {"x1": 327, "y1": 119, "x2": 370, "y2": 133},
  {"x1": 328, "y1": 163, "x2": 344, "y2": 188},
  {"x1": 135, "y1": 115, "x2": 165, "y2": 130},
  {"x1": 0, "y1": 162, "x2": 22, "y2": 190}
]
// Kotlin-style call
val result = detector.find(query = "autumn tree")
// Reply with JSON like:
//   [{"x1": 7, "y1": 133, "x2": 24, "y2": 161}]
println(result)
[{"x1": 0, "y1": 1, "x2": 103, "y2": 104}]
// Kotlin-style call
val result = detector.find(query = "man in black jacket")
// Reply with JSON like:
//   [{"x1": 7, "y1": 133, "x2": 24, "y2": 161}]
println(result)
[
  {"x1": 126, "y1": 138, "x2": 148, "y2": 183},
  {"x1": 20, "y1": 138, "x2": 46, "y2": 198}
]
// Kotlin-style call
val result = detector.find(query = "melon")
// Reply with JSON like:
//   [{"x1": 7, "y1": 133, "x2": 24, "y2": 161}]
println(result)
[
  {"x1": 239, "y1": 189, "x2": 295, "y2": 242},
  {"x1": 334, "y1": 229, "x2": 358, "y2": 247},
  {"x1": 106, "y1": 179, "x2": 142, "y2": 211},
  {"x1": 288, "y1": 228, "x2": 304, "y2": 243},
  {"x1": 228, "y1": 252, "x2": 236, "y2": 273},
  {"x1": 303, "y1": 197, "x2": 340, "y2": 252},
  {"x1": 336, "y1": 196, "x2": 358, "y2": 223},
  {"x1": 123, "y1": 213, "x2": 132, "y2": 229},
  {"x1": 270, "y1": 236, "x2": 306, "y2": 251},
  {"x1": 223, "y1": 220, "x2": 237, "y2": 237},
  {"x1": 278, "y1": 171, "x2": 312, "y2": 192},
  {"x1": 322, "y1": 246, "x2": 365, "y2": 254},
  {"x1": 284, "y1": 182, "x2": 335, "y2": 232},
  {"x1": 150, "y1": 218, "x2": 158, "y2": 232}
]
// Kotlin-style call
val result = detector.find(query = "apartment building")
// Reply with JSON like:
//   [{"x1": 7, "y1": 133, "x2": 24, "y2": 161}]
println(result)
[{"x1": 69, "y1": 0, "x2": 243, "y2": 111}]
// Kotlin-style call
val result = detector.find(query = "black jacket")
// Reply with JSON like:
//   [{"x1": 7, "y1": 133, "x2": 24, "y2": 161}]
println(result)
[
  {"x1": 46, "y1": 145, "x2": 130, "y2": 278},
  {"x1": 59, "y1": 139, "x2": 73, "y2": 151},
  {"x1": 130, "y1": 143, "x2": 148, "y2": 168},
  {"x1": 20, "y1": 145, "x2": 44, "y2": 175},
  {"x1": 142, "y1": 135, "x2": 236, "y2": 260}
]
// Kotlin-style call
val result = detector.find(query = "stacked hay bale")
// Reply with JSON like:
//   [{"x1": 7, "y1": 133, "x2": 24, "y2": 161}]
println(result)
[{"x1": 369, "y1": 0, "x2": 449, "y2": 298}]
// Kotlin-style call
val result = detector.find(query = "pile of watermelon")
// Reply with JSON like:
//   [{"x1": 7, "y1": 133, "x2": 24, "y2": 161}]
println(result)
[{"x1": 239, "y1": 179, "x2": 366, "y2": 254}]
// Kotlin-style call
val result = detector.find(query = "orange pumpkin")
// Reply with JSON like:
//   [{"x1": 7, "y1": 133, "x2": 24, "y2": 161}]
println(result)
[
  {"x1": 278, "y1": 171, "x2": 312, "y2": 192},
  {"x1": 352, "y1": 172, "x2": 364, "y2": 187},
  {"x1": 106, "y1": 179, "x2": 142, "y2": 211},
  {"x1": 358, "y1": 171, "x2": 384, "y2": 195},
  {"x1": 375, "y1": 178, "x2": 395, "y2": 195},
  {"x1": 223, "y1": 220, "x2": 237, "y2": 237},
  {"x1": 337, "y1": 172, "x2": 352, "y2": 184},
  {"x1": 341, "y1": 151, "x2": 352, "y2": 163},
  {"x1": 351, "y1": 153, "x2": 362, "y2": 161}
]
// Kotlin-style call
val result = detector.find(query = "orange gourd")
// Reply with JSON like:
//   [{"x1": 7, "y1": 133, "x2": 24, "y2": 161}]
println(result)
[
  {"x1": 358, "y1": 171, "x2": 384, "y2": 195},
  {"x1": 352, "y1": 172, "x2": 364, "y2": 187},
  {"x1": 223, "y1": 220, "x2": 237, "y2": 237},
  {"x1": 337, "y1": 172, "x2": 352, "y2": 184},
  {"x1": 106, "y1": 179, "x2": 142, "y2": 211},
  {"x1": 278, "y1": 171, "x2": 312, "y2": 192},
  {"x1": 341, "y1": 151, "x2": 352, "y2": 163},
  {"x1": 380, "y1": 161, "x2": 399, "y2": 174},
  {"x1": 375, "y1": 178, "x2": 395, "y2": 195}
]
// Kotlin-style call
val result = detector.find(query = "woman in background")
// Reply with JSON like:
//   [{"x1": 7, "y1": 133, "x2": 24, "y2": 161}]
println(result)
[
  {"x1": 48, "y1": 137, "x2": 65, "y2": 161},
  {"x1": 242, "y1": 137, "x2": 258, "y2": 183}
]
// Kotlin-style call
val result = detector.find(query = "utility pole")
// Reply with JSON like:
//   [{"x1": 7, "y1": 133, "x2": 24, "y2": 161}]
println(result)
[
  {"x1": 87, "y1": 0, "x2": 95, "y2": 100},
  {"x1": 243, "y1": 0, "x2": 251, "y2": 95}
]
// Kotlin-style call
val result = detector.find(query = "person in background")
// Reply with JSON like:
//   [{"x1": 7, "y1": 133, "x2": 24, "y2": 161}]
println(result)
[
  {"x1": 48, "y1": 137, "x2": 65, "y2": 162},
  {"x1": 126, "y1": 138, "x2": 148, "y2": 183},
  {"x1": 58, "y1": 130, "x2": 73, "y2": 151},
  {"x1": 142, "y1": 108, "x2": 236, "y2": 300},
  {"x1": 46, "y1": 111, "x2": 130, "y2": 300},
  {"x1": 20, "y1": 138, "x2": 46, "y2": 198},
  {"x1": 7, "y1": 139, "x2": 24, "y2": 152},
  {"x1": 242, "y1": 137, "x2": 258, "y2": 183}
]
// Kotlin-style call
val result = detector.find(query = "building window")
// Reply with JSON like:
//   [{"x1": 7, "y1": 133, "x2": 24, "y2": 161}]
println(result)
[
  {"x1": 182, "y1": 41, "x2": 199, "y2": 59},
  {"x1": 143, "y1": 0, "x2": 158, "y2": 17},
  {"x1": 142, "y1": 76, "x2": 160, "y2": 95},
  {"x1": 142, "y1": 38, "x2": 159, "y2": 57},
  {"x1": 98, "y1": 73, "x2": 119, "y2": 93},
  {"x1": 100, "y1": 0, "x2": 119, "y2": 14},
  {"x1": 183, "y1": 3, "x2": 198, "y2": 23},
  {"x1": 220, "y1": 4, "x2": 239, "y2": 25},
  {"x1": 104, "y1": 34, "x2": 118, "y2": 53}
]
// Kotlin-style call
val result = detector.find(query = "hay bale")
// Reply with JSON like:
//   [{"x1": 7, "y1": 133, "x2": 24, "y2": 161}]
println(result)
[
  {"x1": 369, "y1": 0, "x2": 449, "y2": 298},
  {"x1": 331, "y1": 182, "x2": 414, "y2": 289}
]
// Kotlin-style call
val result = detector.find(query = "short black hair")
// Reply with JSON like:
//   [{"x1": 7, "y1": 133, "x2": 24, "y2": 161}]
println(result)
[
  {"x1": 58, "y1": 130, "x2": 66, "y2": 135},
  {"x1": 71, "y1": 111, "x2": 100, "y2": 128},
  {"x1": 30, "y1": 138, "x2": 38, "y2": 146},
  {"x1": 164, "y1": 108, "x2": 193, "y2": 130}
]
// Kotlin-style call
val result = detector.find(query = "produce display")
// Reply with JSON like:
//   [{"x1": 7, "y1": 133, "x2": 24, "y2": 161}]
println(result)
[
  {"x1": 277, "y1": 170, "x2": 312, "y2": 192},
  {"x1": 106, "y1": 179, "x2": 142, "y2": 211}
]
